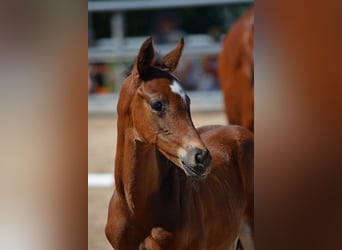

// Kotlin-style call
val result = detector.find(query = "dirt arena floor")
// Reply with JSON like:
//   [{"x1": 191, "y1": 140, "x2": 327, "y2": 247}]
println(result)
[{"x1": 88, "y1": 111, "x2": 227, "y2": 250}]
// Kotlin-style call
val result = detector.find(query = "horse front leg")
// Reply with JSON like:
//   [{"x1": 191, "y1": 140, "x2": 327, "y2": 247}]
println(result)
[
  {"x1": 106, "y1": 193, "x2": 145, "y2": 249},
  {"x1": 139, "y1": 235, "x2": 161, "y2": 250},
  {"x1": 139, "y1": 227, "x2": 173, "y2": 250}
]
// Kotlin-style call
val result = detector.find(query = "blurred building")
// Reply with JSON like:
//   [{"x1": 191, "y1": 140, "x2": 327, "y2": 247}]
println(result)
[{"x1": 88, "y1": 0, "x2": 253, "y2": 94}]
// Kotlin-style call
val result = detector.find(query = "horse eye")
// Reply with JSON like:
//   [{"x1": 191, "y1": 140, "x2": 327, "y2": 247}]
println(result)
[{"x1": 150, "y1": 100, "x2": 163, "y2": 112}]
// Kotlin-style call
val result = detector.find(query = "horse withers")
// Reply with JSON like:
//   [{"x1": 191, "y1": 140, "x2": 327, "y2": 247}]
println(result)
[
  {"x1": 105, "y1": 37, "x2": 254, "y2": 250},
  {"x1": 218, "y1": 7, "x2": 254, "y2": 132}
]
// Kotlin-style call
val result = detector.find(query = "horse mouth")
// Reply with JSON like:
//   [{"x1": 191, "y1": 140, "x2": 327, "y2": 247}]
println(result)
[{"x1": 182, "y1": 162, "x2": 210, "y2": 179}]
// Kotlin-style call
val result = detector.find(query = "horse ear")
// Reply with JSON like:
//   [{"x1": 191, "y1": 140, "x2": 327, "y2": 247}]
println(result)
[
  {"x1": 161, "y1": 38, "x2": 184, "y2": 72},
  {"x1": 133, "y1": 37, "x2": 155, "y2": 78}
]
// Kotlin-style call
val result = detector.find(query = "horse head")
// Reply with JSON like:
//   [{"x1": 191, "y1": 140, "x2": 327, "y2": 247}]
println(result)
[{"x1": 118, "y1": 37, "x2": 211, "y2": 178}]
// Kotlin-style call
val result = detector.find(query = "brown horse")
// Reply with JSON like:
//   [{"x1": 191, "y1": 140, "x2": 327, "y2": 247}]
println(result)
[
  {"x1": 105, "y1": 37, "x2": 254, "y2": 250},
  {"x1": 218, "y1": 7, "x2": 254, "y2": 132}
]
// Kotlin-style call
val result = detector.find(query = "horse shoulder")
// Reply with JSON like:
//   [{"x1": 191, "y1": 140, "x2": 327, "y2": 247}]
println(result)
[{"x1": 106, "y1": 192, "x2": 145, "y2": 249}]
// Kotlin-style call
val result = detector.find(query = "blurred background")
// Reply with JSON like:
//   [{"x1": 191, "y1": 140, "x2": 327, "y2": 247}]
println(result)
[{"x1": 88, "y1": 0, "x2": 253, "y2": 95}]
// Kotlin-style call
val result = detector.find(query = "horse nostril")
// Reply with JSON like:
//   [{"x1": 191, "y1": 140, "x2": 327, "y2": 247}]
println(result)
[
  {"x1": 204, "y1": 150, "x2": 211, "y2": 165},
  {"x1": 198, "y1": 150, "x2": 211, "y2": 166},
  {"x1": 195, "y1": 151, "x2": 203, "y2": 164}
]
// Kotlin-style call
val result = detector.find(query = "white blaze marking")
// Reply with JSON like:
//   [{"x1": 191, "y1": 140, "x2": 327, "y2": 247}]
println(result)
[{"x1": 170, "y1": 80, "x2": 186, "y2": 102}]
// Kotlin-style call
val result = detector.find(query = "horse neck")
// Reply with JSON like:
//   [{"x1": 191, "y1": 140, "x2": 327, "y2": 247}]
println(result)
[{"x1": 114, "y1": 84, "x2": 162, "y2": 212}]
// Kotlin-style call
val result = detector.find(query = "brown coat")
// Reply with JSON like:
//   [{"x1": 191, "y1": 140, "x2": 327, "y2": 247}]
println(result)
[{"x1": 218, "y1": 7, "x2": 254, "y2": 132}]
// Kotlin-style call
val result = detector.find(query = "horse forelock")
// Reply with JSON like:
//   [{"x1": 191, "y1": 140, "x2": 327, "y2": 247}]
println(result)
[
  {"x1": 124, "y1": 53, "x2": 178, "y2": 79},
  {"x1": 120, "y1": 57, "x2": 187, "y2": 112}
]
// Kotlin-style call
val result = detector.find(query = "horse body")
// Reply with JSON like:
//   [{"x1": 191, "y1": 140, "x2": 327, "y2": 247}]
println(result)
[
  {"x1": 106, "y1": 37, "x2": 253, "y2": 250},
  {"x1": 218, "y1": 7, "x2": 254, "y2": 132}
]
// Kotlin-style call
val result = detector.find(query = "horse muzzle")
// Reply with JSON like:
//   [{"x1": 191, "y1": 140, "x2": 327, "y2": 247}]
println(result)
[{"x1": 181, "y1": 147, "x2": 211, "y2": 178}]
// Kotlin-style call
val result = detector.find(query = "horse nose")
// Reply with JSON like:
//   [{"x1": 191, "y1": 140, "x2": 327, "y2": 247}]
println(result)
[
  {"x1": 195, "y1": 149, "x2": 211, "y2": 167},
  {"x1": 182, "y1": 148, "x2": 211, "y2": 177}
]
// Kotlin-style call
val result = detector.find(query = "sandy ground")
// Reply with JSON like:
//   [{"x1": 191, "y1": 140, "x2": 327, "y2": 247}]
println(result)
[{"x1": 88, "y1": 111, "x2": 227, "y2": 250}]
